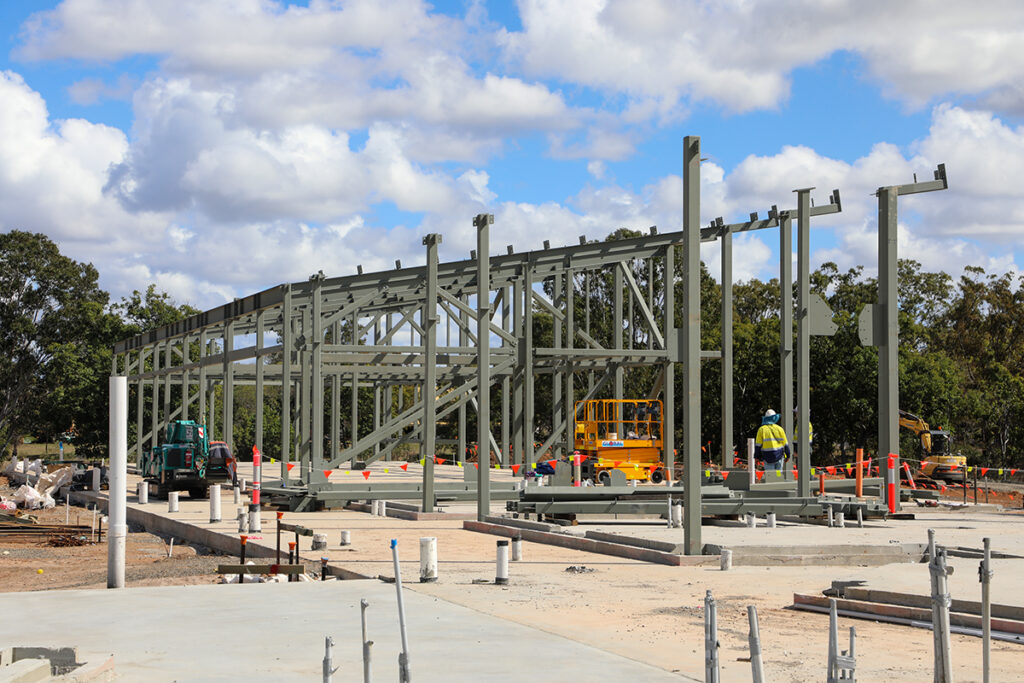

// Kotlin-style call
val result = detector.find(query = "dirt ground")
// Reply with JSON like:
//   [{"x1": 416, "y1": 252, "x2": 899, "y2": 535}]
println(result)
[{"x1": 1, "y1": 493, "x2": 226, "y2": 592}]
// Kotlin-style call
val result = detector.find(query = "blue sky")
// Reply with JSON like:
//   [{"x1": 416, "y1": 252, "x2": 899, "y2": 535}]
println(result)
[{"x1": 1, "y1": 0, "x2": 1023, "y2": 309}]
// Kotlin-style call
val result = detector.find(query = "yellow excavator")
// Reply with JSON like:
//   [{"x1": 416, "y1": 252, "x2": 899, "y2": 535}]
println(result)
[{"x1": 898, "y1": 410, "x2": 966, "y2": 483}]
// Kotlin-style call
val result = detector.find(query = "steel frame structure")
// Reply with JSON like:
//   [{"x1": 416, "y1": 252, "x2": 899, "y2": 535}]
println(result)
[{"x1": 111, "y1": 136, "x2": 944, "y2": 553}]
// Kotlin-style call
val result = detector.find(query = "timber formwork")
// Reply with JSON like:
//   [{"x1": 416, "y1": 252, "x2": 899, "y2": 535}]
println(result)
[{"x1": 112, "y1": 137, "x2": 947, "y2": 553}]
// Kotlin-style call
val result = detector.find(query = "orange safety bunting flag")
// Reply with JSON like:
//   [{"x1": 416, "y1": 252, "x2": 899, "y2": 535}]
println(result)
[
  {"x1": 722, "y1": 471, "x2": 730, "y2": 480},
  {"x1": 383, "y1": 468, "x2": 389, "y2": 473},
  {"x1": 967, "y1": 466, "x2": 973, "y2": 473},
  {"x1": 998, "y1": 469, "x2": 1004, "y2": 475},
  {"x1": 437, "y1": 458, "x2": 447, "y2": 465},
  {"x1": 614, "y1": 461, "x2": 622, "y2": 468},
  {"x1": 756, "y1": 471, "x2": 764, "y2": 481},
  {"x1": 400, "y1": 463, "x2": 409, "y2": 471},
  {"x1": 511, "y1": 464, "x2": 521, "y2": 475},
  {"x1": 270, "y1": 458, "x2": 276, "y2": 464},
  {"x1": 826, "y1": 466, "x2": 836, "y2": 475},
  {"x1": 811, "y1": 467, "x2": 816, "y2": 475},
  {"x1": 286, "y1": 463, "x2": 296, "y2": 472},
  {"x1": 362, "y1": 471, "x2": 370, "y2": 480},
  {"x1": 1012, "y1": 469, "x2": 1018, "y2": 476},
  {"x1": 419, "y1": 459, "x2": 425, "y2": 466},
  {"x1": 775, "y1": 470, "x2": 781, "y2": 477},
  {"x1": 981, "y1": 467, "x2": 989, "y2": 476},
  {"x1": 473, "y1": 463, "x2": 479, "y2": 469},
  {"x1": 705, "y1": 469, "x2": 710, "y2": 477}
]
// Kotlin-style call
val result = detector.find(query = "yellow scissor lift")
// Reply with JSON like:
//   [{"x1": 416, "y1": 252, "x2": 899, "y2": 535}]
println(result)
[{"x1": 574, "y1": 399, "x2": 665, "y2": 485}]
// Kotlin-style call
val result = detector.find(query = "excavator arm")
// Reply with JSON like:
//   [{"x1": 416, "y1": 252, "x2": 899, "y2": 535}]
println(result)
[{"x1": 898, "y1": 409, "x2": 932, "y2": 454}]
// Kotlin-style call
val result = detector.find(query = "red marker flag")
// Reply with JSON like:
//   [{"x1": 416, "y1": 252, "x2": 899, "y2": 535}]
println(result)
[
  {"x1": 286, "y1": 463, "x2": 296, "y2": 472},
  {"x1": 400, "y1": 463, "x2": 409, "y2": 471},
  {"x1": 511, "y1": 464, "x2": 521, "y2": 475},
  {"x1": 362, "y1": 471, "x2": 371, "y2": 480},
  {"x1": 323, "y1": 470, "x2": 332, "y2": 479}
]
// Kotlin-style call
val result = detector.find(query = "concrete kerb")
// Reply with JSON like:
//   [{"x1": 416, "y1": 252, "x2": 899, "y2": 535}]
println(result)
[
  {"x1": 464, "y1": 520, "x2": 719, "y2": 566},
  {"x1": 69, "y1": 490, "x2": 371, "y2": 581}
]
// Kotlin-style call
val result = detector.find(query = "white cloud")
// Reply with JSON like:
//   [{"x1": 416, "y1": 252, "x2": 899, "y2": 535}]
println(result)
[{"x1": 501, "y1": 0, "x2": 1024, "y2": 116}]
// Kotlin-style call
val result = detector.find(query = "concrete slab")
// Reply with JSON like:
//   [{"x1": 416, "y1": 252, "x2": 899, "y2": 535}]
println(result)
[{"x1": 1, "y1": 580, "x2": 686, "y2": 682}]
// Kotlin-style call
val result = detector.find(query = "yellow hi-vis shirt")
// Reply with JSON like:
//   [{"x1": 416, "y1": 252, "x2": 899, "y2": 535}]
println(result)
[
  {"x1": 755, "y1": 423, "x2": 790, "y2": 463},
  {"x1": 794, "y1": 422, "x2": 813, "y2": 443}
]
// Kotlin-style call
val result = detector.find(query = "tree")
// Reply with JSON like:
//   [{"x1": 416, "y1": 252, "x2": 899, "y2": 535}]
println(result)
[{"x1": 0, "y1": 231, "x2": 110, "y2": 454}]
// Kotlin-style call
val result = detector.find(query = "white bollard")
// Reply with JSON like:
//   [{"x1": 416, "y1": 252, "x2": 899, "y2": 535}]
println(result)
[
  {"x1": 137, "y1": 481, "x2": 149, "y2": 504},
  {"x1": 856, "y1": 508, "x2": 864, "y2": 528},
  {"x1": 209, "y1": 484, "x2": 222, "y2": 523},
  {"x1": 248, "y1": 503, "x2": 261, "y2": 532},
  {"x1": 340, "y1": 530, "x2": 351, "y2": 546},
  {"x1": 237, "y1": 508, "x2": 248, "y2": 533},
  {"x1": 720, "y1": 548, "x2": 733, "y2": 571},
  {"x1": 370, "y1": 500, "x2": 379, "y2": 516},
  {"x1": 92, "y1": 467, "x2": 101, "y2": 492},
  {"x1": 836, "y1": 512, "x2": 846, "y2": 528},
  {"x1": 233, "y1": 486, "x2": 240, "y2": 505},
  {"x1": 107, "y1": 375, "x2": 127, "y2": 589},
  {"x1": 511, "y1": 535, "x2": 523, "y2": 562},
  {"x1": 379, "y1": 500, "x2": 387, "y2": 517},
  {"x1": 766, "y1": 512, "x2": 776, "y2": 528},
  {"x1": 827, "y1": 505, "x2": 834, "y2": 527},
  {"x1": 419, "y1": 537, "x2": 438, "y2": 582},
  {"x1": 167, "y1": 491, "x2": 179, "y2": 513},
  {"x1": 312, "y1": 533, "x2": 328, "y2": 551},
  {"x1": 745, "y1": 513, "x2": 756, "y2": 528},
  {"x1": 240, "y1": 478, "x2": 247, "y2": 493},
  {"x1": 495, "y1": 540, "x2": 509, "y2": 585}
]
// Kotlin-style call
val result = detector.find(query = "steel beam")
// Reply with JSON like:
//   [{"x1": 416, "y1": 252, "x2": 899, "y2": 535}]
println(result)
[
  {"x1": 476, "y1": 214, "x2": 493, "y2": 520},
  {"x1": 682, "y1": 134, "x2": 702, "y2": 556}
]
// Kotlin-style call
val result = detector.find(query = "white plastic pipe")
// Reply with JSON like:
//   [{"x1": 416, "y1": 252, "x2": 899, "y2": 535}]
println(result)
[
  {"x1": 249, "y1": 502, "x2": 262, "y2": 532},
  {"x1": 107, "y1": 376, "x2": 127, "y2": 589},
  {"x1": 240, "y1": 478, "x2": 247, "y2": 493},
  {"x1": 237, "y1": 508, "x2": 248, "y2": 533},
  {"x1": 672, "y1": 503, "x2": 684, "y2": 528},
  {"x1": 766, "y1": 512, "x2": 776, "y2": 528},
  {"x1": 720, "y1": 549, "x2": 733, "y2": 571},
  {"x1": 167, "y1": 491, "x2": 179, "y2": 513},
  {"x1": 419, "y1": 537, "x2": 437, "y2": 582},
  {"x1": 209, "y1": 483, "x2": 222, "y2": 522},
  {"x1": 379, "y1": 501, "x2": 387, "y2": 517},
  {"x1": 137, "y1": 481, "x2": 148, "y2": 504},
  {"x1": 511, "y1": 535, "x2": 522, "y2": 562},
  {"x1": 233, "y1": 486, "x2": 241, "y2": 505},
  {"x1": 836, "y1": 511, "x2": 846, "y2": 528},
  {"x1": 92, "y1": 467, "x2": 101, "y2": 492},
  {"x1": 340, "y1": 530, "x2": 351, "y2": 546},
  {"x1": 312, "y1": 533, "x2": 328, "y2": 550},
  {"x1": 745, "y1": 513, "x2": 756, "y2": 528},
  {"x1": 827, "y1": 505, "x2": 834, "y2": 527},
  {"x1": 856, "y1": 508, "x2": 864, "y2": 528},
  {"x1": 495, "y1": 540, "x2": 509, "y2": 585}
]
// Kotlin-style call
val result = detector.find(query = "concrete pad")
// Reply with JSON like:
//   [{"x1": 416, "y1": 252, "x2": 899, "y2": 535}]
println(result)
[{"x1": 2, "y1": 581, "x2": 686, "y2": 682}]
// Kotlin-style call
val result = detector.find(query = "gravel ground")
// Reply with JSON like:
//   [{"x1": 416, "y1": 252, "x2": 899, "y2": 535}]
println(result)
[{"x1": 2, "y1": 483, "x2": 231, "y2": 592}]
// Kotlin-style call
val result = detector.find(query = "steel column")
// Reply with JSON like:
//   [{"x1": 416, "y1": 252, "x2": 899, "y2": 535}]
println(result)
[
  {"x1": 422, "y1": 234, "x2": 441, "y2": 512},
  {"x1": 720, "y1": 225, "x2": 733, "y2": 469},
  {"x1": 878, "y1": 186, "x2": 900, "y2": 509},
  {"x1": 682, "y1": 134, "x2": 702, "y2": 556},
  {"x1": 795, "y1": 188, "x2": 813, "y2": 498},
  {"x1": 476, "y1": 214, "x2": 493, "y2": 520}
]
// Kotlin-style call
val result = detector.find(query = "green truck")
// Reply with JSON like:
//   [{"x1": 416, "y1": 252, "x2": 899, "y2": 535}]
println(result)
[{"x1": 139, "y1": 420, "x2": 235, "y2": 498}]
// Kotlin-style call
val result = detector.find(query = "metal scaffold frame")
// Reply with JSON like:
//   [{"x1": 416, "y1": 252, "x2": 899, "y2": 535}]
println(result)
[{"x1": 111, "y1": 136, "x2": 946, "y2": 554}]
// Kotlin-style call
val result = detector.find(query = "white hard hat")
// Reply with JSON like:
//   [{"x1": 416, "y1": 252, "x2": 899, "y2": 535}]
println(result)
[{"x1": 764, "y1": 409, "x2": 777, "y2": 417}]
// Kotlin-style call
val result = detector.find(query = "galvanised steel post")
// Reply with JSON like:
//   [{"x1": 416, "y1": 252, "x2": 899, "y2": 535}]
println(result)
[
  {"x1": 223, "y1": 321, "x2": 234, "y2": 450},
  {"x1": 795, "y1": 188, "x2": 813, "y2": 498},
  {"x1": 198, "y1": 331, "x2": 206, "y2": 436},
  {"x1": 311, "y1": 273, "x2": 324, "y2": 477},
  {"x1": 564, "y1": 269, "x2": 575, "y2": 456},
  {"x1": 422, "y1": 233, "x2": 441, "y2": 512},
  {"x1": 779, "y1": 210, "x2": 793, "y2": 458},
  {"x1": 151, "y1": 341, "x2": 160, "y2": 445},
  {"x1": 476, "y1": 214, "x2": 493, "y2": 520},
  {"x1": 136, "y1": 347, "x2": 146, "y2": 462},
  {"x1": 553, "y1": 272, "x2": 563, "y2": 457},
  {"x1": 524, "y1": 262, "x2": 535, "y2": 465},
  {"x1": 877, "y1": 185, "x2": 900, "y2": 509},
  {"x1": 280, "y1": 285, "x2": 292, "y2": 483},
  {"x1": 182, "y1": 335, "x2": 190, "y2": 422},
  {"x1": 513, "y1": 275, "x2": 524, "y2": 466},
  {"x1": 682, "y1": 134, "x2": 701, "y2": 555},
  {"x1": 614, "y1": 262, "x2": 624, "y2": 404},
  {"x1": 163, "y1": 341, "x2": 172, "y2": 439},
  {"x1": 255, "y1": 312, "x2": 264, "y2": 454},
  {"x1": 299, "y1": 308, "x2": 311, "y2": 479},
  {"x1": 720, "y1": 224, "x2": 733, "y2": 470}
]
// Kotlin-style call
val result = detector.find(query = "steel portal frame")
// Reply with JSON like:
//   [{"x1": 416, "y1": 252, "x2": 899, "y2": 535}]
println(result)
[{"x1": 111, "y1": 137, "x2": 944, "y2": 554}]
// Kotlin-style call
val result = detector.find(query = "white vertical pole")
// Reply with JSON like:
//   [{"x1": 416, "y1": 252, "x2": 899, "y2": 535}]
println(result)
[
  {"x1": 168, "y1": 491, "x2": 179, "y2": 513},
  {"x1": 137, "y1": 481, "x2": 148, "y2": 504},
  {"x1": 747, "y1": 605, "x2": 765, "y2": 683},
  {"x1": 495, "y1": 539, "x2": 509, "y2": 584},
  {"x1": 107, "y1": 375, "x2": 127, "y2": 589},
  {"x1": 981, "y1": 537, "x2": 992, "y2": 683},
  {"x1": 209, "y1": 483, "x2": 222, "y2": 522}
]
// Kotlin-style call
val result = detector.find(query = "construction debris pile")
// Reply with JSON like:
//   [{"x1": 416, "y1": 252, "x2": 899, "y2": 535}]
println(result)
[{"x1": 1, "y1": 459, "x2": 74, "y2": 510}]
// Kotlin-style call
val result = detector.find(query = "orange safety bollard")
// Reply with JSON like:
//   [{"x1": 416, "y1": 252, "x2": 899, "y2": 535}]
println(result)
[
  {"x1": 818, "y1": 471, "x2": 825, "y2": 496},
  {"x1": 886, "y1": 454, "x2": 897, "y2": 514}
]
